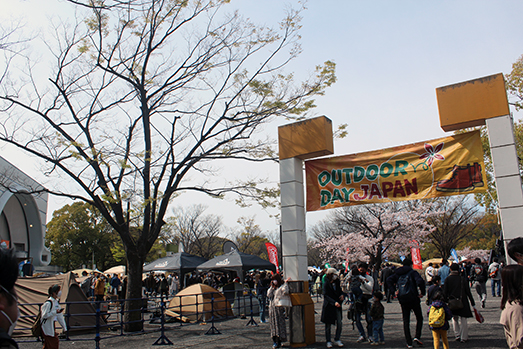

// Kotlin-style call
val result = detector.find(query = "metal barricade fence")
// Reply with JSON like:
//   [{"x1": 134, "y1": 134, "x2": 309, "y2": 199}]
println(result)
[{"x1": 14, "y1": 286, "x2": 273, "y2": 348}]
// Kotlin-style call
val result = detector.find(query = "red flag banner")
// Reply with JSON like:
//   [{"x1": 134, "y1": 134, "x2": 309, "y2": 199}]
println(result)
[
  {"x1": 265, "y1": 242, "x2": 279, "y2": 272},
  {"x1": 411, "y1": 246, "x2": 422, "y2": 270}
]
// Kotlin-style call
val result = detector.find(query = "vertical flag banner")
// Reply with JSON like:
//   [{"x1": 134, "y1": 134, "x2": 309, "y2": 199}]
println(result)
[
  {"x1": 265, "y1": 242, "x2": 279, "y2": 272},
  {"x1": 451, "y1": 248, "x2": 459, "y2": 263},
  {"x1": 305, "y1": 131, "x2": 486, "y2": 211},
  {"x1": 411, "y1": 246, "x2": 422, "y2": 270}
]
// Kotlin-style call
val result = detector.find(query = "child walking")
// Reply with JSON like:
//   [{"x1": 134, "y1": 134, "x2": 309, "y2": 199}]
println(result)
[
  {"x1": 427, "y1": 292, "x2": 452, "y2": 349},
  {"x1": 369, "y1": 291, "x2": 385, "y2": 345}
]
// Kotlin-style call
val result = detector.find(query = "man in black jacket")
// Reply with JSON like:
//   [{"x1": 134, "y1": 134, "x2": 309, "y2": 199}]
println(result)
[
  {"x1": 0, "y1": 248, "x2": 20, "y2": 349},
  {"x1": 470, "y1": 258, "x2": 487, "y2": 308},
  {"x1": 387, "y1": 258, "x2": 425, "y2": 348}
]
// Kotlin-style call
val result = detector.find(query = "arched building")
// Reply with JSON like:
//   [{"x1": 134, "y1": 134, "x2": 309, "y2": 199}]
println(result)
[{"x1": 0, "y1": 155, "x2": 51, "y2": 267}]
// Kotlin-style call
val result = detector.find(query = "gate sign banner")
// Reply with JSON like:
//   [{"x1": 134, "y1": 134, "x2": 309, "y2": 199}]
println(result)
[{"x1": 305, "y1": 130, "x2": 486, "y2": 211}]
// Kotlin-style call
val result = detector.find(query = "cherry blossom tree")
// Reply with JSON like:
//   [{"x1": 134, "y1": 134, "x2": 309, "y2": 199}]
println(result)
[
  {"x1": 456, "y1": 247, "x2": 489, "y2": 262},
  {"x1": 312, "y1": 201, "x2": 437, "y2": 267}
]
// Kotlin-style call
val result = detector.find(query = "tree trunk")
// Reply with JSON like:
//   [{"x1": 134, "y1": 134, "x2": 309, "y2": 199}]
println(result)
[{"x1": 124, "y1": 249, "x2": 145, "y2": 332}]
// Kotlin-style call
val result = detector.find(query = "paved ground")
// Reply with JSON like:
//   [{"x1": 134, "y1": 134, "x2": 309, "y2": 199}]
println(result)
[{"x1": 17, "y1": 293, "x2": 508, "y2": 349}]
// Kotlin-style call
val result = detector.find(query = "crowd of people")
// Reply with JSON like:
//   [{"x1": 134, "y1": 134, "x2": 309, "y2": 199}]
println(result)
[
  {"x1": 4, "y1": 239, "x2": 523, "y2": 349},
  {"x1": 310, "y1": 247, "x2": 521, "y2": 349}
]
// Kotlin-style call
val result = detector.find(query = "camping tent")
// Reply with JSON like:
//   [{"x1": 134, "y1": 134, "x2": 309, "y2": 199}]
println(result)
[
  {"x1": 15, "y1": 272, "x2": 104, "y2": 336},
  {"x1": 165, "y1": 284, "x2": 233, "y2": 322},
  {"x1": 197, "y1": 250, "x2": 276, "y2": 278}
]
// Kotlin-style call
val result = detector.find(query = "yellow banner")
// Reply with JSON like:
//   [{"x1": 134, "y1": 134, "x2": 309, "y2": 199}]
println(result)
[{"x1": 305, "y1": 131, "x2": 486, "y2": 212}]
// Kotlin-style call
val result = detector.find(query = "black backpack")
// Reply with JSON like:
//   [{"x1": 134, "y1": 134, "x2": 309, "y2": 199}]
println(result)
[{"x1": 397, "y1": 270, "x2": 417, "y2": 302}]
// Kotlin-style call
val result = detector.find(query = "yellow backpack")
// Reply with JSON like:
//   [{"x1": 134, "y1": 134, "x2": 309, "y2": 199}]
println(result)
[{"x1": 428, "y1": 306, "x2": 445, "y2": 328}]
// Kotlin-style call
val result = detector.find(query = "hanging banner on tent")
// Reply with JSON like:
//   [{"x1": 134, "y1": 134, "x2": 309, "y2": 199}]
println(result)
[
  {"x1": 305, "y1": 130, "x2": 486, "y2": 211},
  {"x1": 265, "y1": 242, "x2": 279, "y2": 272}
]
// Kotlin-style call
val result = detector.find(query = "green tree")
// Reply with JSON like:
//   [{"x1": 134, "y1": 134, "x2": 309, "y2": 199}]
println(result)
[
  {"x1": 46, "y1": 202, "x2": 118, "y2": 271},
  {"x1": 0, "y1": 0, "x2": 335, "y2": 331},
  {"x1": 233, "y1": 216, "x2": 270, "y2": 260},
  {"x1": 506, "y1": 54, "x2": 523, "y2": 111}
]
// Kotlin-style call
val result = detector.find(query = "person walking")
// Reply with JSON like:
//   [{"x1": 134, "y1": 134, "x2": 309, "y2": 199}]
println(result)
[
  {"x1": 427, "y1": 292, "x2": 452, "y2": 349},
  {"x1": 369, "y1": 291, "x2": 385, "y2": 346},
  {"x1": 0, "y1": 248, "x2": 20, "y2": 349},
  {"x1": 41, "y1": 284, "x2": 67, "y2": 349},
  {"x1": 94, "y1": 274, "x2": 105, "y2": 302},
  {"x1": 442, "y1": 263, "x2": 475, "y2": 343},
  {"x1": 499, "y1": 264, "x2": 523, "y2": 349},
  {"x1": 387, "y1": 258, "x2": 425, "y2": 348},
  {"x1": 256, "y1": 271, "x2": 270, "y2": 323},
  {"x1": 355, "y1": 263, "x2": 374, "y2": 343},
  {"x1": 267, "y1": 274, "x2": 291, "y2": 348},
  {"x1": 380, "y1": 263, "x2": 393, "y2": 303},
  {"x1": 438, "y1": 260, "x2": 450, "y2": 286},
  {"x1": 470, "y1": 258, "x2": 488, "y2": 308},
  {"x1": 488, "y1": 258, "x2": 501, "y2": 297},
  {"x1": 321, "y1": 268, "x2": 344, "y2": 348}
]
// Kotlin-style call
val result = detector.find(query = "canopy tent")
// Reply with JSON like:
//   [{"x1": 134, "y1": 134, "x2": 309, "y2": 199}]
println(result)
[
  {"x1": 143, "y1": 252, "x2": 208, "y2": 274},
  {"x1": 14, "y1": 272, "x2": 104, "y2": 336},
  {"x1": 197, "y1": 250, "x2": 276, "y2": 279},
  {"x1": 165, "y1": 283, "x2": 233, "y2": 322},
  {"x1": 143, "y1": 252, "x2": 208, "y2": 288},
  {"x1": 104, "y1": 265, "x2": 126, "y2": 275}
]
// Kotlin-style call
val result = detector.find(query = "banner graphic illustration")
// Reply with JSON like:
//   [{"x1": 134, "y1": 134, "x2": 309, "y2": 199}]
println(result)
[{"x1": 305, "y1": 131, "x2": 486, "y2": 211}]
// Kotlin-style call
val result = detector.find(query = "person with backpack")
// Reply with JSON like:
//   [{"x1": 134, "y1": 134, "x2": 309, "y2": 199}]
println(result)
[
  {"x1": 41, "y1": 284, "x2": 67, "y2": 349},
  {"x1": 442, "y1": 263, "x2": 475, "y2": 343},
  {"x1": 427, "y1": 292, "x2": 453, "y2": 349},
  {"x1": 0, "y1": 248, "x2": 20, "y2": 349},
  {"x1": 387, "y1": 258, "x2": 426, "y2": 348},
  {"x1": 470, "y1": 258, "x2": 487, "y2": 308},
  {"x1": 489, "y1": 258, "x2": 501, "y2": 297}
]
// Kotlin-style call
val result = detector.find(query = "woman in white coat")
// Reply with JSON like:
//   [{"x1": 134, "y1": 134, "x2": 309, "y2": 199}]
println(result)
[{"x1": 41, "y1": 284, "x2": 67, "y2": 349}]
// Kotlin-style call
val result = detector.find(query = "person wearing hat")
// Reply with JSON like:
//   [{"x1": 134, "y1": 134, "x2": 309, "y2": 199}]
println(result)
[{"x1": 321, "y1": 268, "x2": 345, "y2": 348}]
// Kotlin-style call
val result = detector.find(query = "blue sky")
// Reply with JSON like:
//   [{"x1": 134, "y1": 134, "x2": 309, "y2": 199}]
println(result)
[{"x1": 1, "y1": 0, "x2": 522, "y2": 236}]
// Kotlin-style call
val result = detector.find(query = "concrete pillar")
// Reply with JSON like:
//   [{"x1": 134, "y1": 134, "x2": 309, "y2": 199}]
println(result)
[
  {"x1": 280, "y1": 157, "x2": 308, "y2": 281},
  {"x1": 486, "y1": 115, "x2": 523, "y2": 264}
]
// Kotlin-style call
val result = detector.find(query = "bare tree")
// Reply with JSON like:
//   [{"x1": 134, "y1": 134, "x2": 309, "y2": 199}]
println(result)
[
  {"x1": 0, "y1": 1, "x2": 335, "y2": 330},
  {"x1": 426, "y1": 196, "x2": 479, "y2": 260},
  {"x1": 165, "y1": 204, "x2": 224, "y2": 260}
]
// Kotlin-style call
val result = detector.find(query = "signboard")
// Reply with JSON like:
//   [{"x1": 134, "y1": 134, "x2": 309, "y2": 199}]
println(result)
[{"x1": 305, "y1": 131, "x2": 486, "y2": 211}]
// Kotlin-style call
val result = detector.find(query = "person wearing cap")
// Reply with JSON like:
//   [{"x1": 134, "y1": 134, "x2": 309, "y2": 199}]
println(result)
[
  {"x1": 41, "y1": 284, "x2": 67, "y2": 349},
  {"x1": 321, "y1": 268, "x2": 345, "y2": 348},
  {"x1": 0, "y1": 248, "x2": 20, "y2": 349}
]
